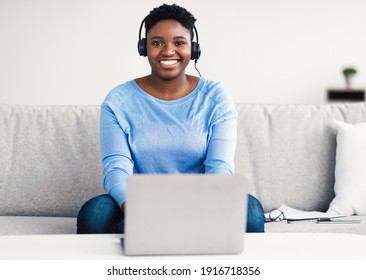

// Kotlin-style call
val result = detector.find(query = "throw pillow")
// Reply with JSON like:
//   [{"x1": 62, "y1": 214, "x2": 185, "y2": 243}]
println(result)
[{"x1": 327, "y1": 120, "x2": 366, "y2": 215}]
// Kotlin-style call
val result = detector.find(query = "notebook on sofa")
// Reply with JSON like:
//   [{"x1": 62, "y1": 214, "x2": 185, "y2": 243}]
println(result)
[{"x1": 123, "y1": 174, "x2": 247, "y2": 255}]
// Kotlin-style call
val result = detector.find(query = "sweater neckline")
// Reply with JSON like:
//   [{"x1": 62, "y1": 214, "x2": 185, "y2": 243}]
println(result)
[{"x1": 130, "y1": 78, "x2": 204, "y2": 105}]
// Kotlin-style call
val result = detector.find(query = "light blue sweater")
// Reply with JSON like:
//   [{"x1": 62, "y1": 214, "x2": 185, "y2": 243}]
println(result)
[{"x1": 100, "y1": 78, "x2": 237, "y2": 207}]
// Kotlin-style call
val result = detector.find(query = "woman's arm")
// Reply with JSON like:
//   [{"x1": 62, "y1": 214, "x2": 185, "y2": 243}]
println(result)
[
  {"x1": 204, "y1": 117, "x2": 237, "y2": 175},
  {"x1": 100, "y1": 103, "x2": 134, "y2": 208}
]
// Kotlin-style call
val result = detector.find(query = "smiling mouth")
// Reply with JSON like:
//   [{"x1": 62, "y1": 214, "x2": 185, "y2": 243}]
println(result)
[{"x1": 160, "y1": 60, "x2": 179, "y2": 66}]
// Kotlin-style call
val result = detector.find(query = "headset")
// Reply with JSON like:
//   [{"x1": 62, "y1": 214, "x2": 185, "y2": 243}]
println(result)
[{"x1": 137, "y1": 16, "x2": 201, "y2": 62}]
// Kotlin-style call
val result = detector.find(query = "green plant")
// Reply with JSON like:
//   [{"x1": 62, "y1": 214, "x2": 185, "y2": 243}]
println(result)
[{"x1": 342, "y1": 67, "x2": 357, "y2": 89}]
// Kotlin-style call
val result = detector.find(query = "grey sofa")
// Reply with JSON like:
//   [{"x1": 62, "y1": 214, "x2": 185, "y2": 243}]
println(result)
[{"x1": 1, "y1": 103, "x2": 366, "y2": 235}]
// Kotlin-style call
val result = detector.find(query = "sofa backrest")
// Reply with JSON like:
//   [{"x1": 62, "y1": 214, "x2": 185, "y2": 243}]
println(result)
[
  {"x1": 0, "y1": 105, "x2": 104, "y2": 217},
  {"x1": 235, "y1": 102, "x2": 366, "y2": 212},
  {"x1": 1, "y1": 102, "x2": 366, "y2": 217}
]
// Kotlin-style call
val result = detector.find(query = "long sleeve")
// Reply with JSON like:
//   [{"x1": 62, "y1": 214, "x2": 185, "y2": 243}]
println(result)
[
  {"x1": 204, "y1": 116, "x2": 237, "y2": 175},
  {"x1": 203, "y1": 86, "x2": 237, "y2": 175},
  {"x1": 100, "y1": 103, "x2": 133, "y2": 207}
]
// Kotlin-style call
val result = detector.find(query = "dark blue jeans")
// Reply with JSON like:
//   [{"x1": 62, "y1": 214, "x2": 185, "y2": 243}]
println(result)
[{"x1": 77, "y1": 194, "x2": 265, "y2": 234}]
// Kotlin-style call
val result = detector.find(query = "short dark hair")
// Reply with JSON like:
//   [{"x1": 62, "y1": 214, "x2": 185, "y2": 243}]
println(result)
[{"x1": 144, "y1": 4, "x2": 197, "y2": 40}]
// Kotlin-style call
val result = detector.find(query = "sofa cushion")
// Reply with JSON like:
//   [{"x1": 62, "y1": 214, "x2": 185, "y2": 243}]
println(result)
[
  {"x1": 0, "y1": 216, "x2": 76, "y2": 235},
  {"x1": 235, "y1": 102, "x2": 366, "y2": 212},
  {"x1": 327, "y1": 120, "x2": 366, "y2": 215},
  {"x1": 0, "y1": 105, "x2": 104, "y2": 217}
]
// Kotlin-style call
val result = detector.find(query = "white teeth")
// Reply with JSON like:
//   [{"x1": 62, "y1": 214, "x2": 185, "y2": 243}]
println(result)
[{"x1": 160, "y1": 60, "x2": 178, "y2": 65}]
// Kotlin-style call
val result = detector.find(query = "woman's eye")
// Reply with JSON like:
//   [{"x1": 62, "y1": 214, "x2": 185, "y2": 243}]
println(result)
[
  {"x1": 152, "y1": 41, "x2": 162, "y2": 46},
  {"x1": 175, "y1": 41, "x2": 185, "y2": 46}
]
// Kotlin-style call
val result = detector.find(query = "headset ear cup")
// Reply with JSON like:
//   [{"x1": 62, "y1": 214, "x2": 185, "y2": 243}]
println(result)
[
  {"x1": 138, "y1": 38, "x2": 147, "y2": 57},
  {"x1": 191, "y1": 42, "x2": 201, "y2": 61}
]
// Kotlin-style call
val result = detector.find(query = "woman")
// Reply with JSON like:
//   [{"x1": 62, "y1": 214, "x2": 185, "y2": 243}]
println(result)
[{"x1": 77, "y1": 4, "x2": 265, "y2": 234}]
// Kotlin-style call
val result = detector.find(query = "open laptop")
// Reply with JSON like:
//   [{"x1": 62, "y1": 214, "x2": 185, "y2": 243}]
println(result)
[{"x1": 123, "y1": 174, "x2": 247, "y2": 255}]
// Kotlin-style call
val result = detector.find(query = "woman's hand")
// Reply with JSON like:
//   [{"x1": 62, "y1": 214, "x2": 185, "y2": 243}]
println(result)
[{"x1": 121, "y1": 201, "x2": 126, "y2": 214}]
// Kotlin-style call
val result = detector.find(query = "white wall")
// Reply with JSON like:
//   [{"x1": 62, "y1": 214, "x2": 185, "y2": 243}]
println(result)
[{"x1": 0, "y1": 0, "x2": 365, "y2": 105}]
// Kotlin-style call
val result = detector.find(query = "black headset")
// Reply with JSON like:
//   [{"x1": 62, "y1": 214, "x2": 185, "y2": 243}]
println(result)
[{"x1": 137, "y1": 16, "x2": 201, "y2": 62}]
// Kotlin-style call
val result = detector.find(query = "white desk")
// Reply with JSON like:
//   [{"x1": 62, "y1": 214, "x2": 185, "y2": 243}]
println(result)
[{"x1": 0, "y1": 233, "x2": 365, "y2": 260}]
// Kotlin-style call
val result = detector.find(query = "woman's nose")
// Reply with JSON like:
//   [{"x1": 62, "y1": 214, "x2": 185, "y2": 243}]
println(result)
[{"x1": 162, "y1": 43, "x2": 175, "y2": 55}]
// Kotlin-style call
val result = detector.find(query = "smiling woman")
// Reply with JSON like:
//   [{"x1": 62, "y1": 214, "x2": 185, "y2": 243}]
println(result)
[
  {"x1": 76, "y1": 3, "x2": 265, "y2": 235},
  {"x1": 140, "y1": 19, "x2": 195, "y2": 100}
]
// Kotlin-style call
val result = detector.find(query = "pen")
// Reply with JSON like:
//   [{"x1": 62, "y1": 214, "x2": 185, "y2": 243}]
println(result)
[{"x1": 316, "y1": 218, "x2": 361, "y2": 224}]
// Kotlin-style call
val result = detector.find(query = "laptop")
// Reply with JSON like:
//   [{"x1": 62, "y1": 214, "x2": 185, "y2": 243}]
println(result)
[{"x1": 123, "y1": 174, "x2": 247, "y2": 255}]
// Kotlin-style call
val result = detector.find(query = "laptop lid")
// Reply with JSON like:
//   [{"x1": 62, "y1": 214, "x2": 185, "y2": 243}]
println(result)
[{"x1": 124, "y1": 174, "x2": 247, "y2": 255}]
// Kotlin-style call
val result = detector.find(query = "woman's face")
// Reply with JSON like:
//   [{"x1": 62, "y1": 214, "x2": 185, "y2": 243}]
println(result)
[{"x1": 146, "y1": 19, "x2": 192, "y2": 80}]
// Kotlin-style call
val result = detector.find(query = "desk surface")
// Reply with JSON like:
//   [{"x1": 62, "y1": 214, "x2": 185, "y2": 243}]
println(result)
[{"x1": 0, "y1": 233, "x2": 365, "y2": 260}]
